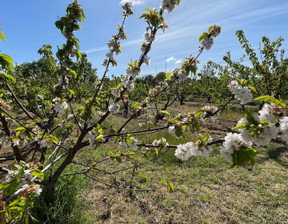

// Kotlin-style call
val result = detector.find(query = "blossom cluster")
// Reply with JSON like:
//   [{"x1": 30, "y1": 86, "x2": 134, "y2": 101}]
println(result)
[
  {"x1": 170, "y1": 57, "x2": 200, "y2": 83},
  {"x1": 52, "y1": 98, "x2": 68, "y2": 113},
  {"x1": 228, "y1": 80, "x2": 253, "y2": 105},
  {"x1": 174, "y1": 136, "x2": 213, "y2": 161},
  {"x1": 3, "y1": 162, "x2": 43, "y2": 204},
  {"x1": 237, "y1": 117, "x2": 277, "y2": 146},
  {"x1": 220, "y1": 133, "x2": 252, "y2": 164},
  {"x1": 200, "y1": 25, "x2": 222, "y2": 50},
  {"x1": 119, "y1": 136, "x2": 138, "y2": 150},
  {"x1": 279, "y1": 116, "x2": 288, "y2": 143},
  {"x1": 160, "y1": 0, "x2": 179, "y2": 13},
  {"x1": 122, "y1": 2, "x2": 133, "y2": 19},
  {"x1": 108, "y1": 102, "x2": 120, "y2": 114}
]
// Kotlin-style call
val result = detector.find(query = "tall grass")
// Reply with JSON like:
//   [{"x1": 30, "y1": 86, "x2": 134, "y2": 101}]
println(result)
[{"x1": 30, "y1": 165, "x2": 88, "y2": 224}]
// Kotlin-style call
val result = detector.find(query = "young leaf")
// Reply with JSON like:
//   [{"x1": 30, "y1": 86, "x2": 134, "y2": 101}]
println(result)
[
  {"x1": 0, "y1": 54, "x2": 14, "y2": 70},
  {"x1": 31, "y1": 169, "x2": 44, "y2": 180},
  {"x1": 232, "y1": 124, "x2": 246, "y2": 130},
  {"x1": 245, "y1": 111, "x2": 256, "y2": 124},
  {"x1": 255, "y1": 95, "x2": 286, "y2": 108},
  {"x1": 168, "y1": 181, "x2": 174, "y2": 193}
]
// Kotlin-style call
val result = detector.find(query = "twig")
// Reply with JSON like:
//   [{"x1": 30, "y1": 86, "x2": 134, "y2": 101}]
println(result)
[
  {"x1": 0, "y1": 108, "x2": 36, "y2": 135},
  {"x1": 6, "y1": 83, "x2": 34, "y2": 120}
]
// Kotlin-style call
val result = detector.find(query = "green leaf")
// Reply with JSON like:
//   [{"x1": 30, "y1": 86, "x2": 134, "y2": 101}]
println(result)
[
  {"x1": 68, "y1": 89, "x2": 75, "y2": 96},
  {"x1": 175, "y1": 126, "x2": 184, "y2": 137},
  {"x1": 159, "y1": 179, "x2": 166, "y2": 184},
  {"x1": 202, "y1": 132, "x2": 210, "y2": 144},
  {"x1": 9, "y1": 207, "x2": 24, "y2": 212},
  {"x1": 160, "y1": 110, "x2": 171, "y2": 117},
  {"x1": 255, "y1": 95, "x2": 286, "y2": 108},
  {"x1": 168, "y1": 181, "x2": 174, "y2": 193},
  {"x1": 31, "y1": 169, "x2": 44, "y2": 180},
  {"x1": 143, "y1": 7, "x2": 153, "y2": 13},
  {"x1": 0, "y1": 31, "x2": 5, "y2": 42},
  {"x1": 245, "y1": 111, "x2": 256, "y2": 124},
  {"x1": 0, "y1": 54, "x2": 14, "y2": 70},
  {"x1": 259, "y1": 120, "x2": 270, "y2": 125},
  {"x1": 201, "y1": 195, "x2": 211, "y2": 202},
  {"x1": 139, "y1": 13, "x2": 150, "y2": 19},
  {"x1": 3, "y1": 73, "x2": 15, "y2": 83},
  {"x1": 232, "y1": 124, "x2": 246, "y2": 130},
  {"x1": 48, "y1": 135, "x2": 58, "y2": 144},
  {"x1": 232, "y1": 146, "x2": 257, "y2": 167},
  {"x1": 191, "y1": 119, "x2": 200, "y2": 133},
  {"x1": 248, "y1": 86, "x2": 257, "y2": 94},
  {"x1": 0, "y1": 24, "x2": 6, "y2": 42},
  {"x1": 70, "y1": 69, "x2": 77, "y2": 78},
  {"x1": 198, "y1": 32, "x2": 205, "y2": 42},
  {"x1": 195, "y1": 110, "x2": 203, "y2": 118},
  {"x1": 16, "y1": 127, "x2": 25, "y2": 131}
]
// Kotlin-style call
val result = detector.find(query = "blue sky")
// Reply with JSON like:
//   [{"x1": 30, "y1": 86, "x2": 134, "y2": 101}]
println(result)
[{"x1": 1, "y1": 0, "x2": 288, "y2": 78}]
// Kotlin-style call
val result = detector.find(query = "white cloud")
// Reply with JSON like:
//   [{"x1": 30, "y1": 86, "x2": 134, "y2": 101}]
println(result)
[
  {"x1": 166, "y1": 57, "x2": 183, "y2": 64},
  {"x1": 166, "y1": 56, "x2": 176, "y2": 62},
  {"x1": 175, "y1": 59, "x2": 182, "y2": 64},
  {"x1": 119, "y1": 0, "x2": 146, "y2": 5}
]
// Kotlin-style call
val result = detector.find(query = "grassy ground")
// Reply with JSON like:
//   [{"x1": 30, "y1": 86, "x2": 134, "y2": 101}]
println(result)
[{"x1": 67, "y1": 102, "x2": 288, "y2": 224}]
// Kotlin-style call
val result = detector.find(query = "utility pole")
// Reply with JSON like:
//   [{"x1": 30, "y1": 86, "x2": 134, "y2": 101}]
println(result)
[{"x1": 165, "y1": 57, "x2": 167, "y2": 73}]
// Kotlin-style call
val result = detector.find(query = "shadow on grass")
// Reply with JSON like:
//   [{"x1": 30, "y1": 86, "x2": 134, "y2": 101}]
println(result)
[
  {"x1": 257, "y1": 145, "x2": 288, "y2": 168},
  {"x1": 267, "y1": 146, "x2": 288, "y2": 168}
]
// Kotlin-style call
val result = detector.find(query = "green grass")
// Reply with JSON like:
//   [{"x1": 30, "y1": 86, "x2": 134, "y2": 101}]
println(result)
[
  {"x1": 33, "y1": 101, "x2": 288, "y2": 223},
  {"x1": 70, "y1": 115, "x2": 288, "y2": 223},
  {"x1": 73, "y1": 143, "x2": 288, "y2": 223}
]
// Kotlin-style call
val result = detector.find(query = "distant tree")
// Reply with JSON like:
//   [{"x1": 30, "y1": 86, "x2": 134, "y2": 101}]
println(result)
[{"x1": 224, "y1": 31, "x2": 288, "y2": 99}]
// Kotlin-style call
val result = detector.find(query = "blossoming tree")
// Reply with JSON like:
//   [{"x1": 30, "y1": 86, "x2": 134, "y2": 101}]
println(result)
[{"x1": 1, "y1": 0, "x2": 288, "y2": 223}]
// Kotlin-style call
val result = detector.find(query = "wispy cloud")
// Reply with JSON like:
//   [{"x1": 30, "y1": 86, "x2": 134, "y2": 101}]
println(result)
[
  {"x1": 84, "y1": 46, "x2": 107, "y2": 54},
  {"x1": 166, "y1": 56, "x2": 176, "y2": 62},
  {"x1": 119, "y1": 0, "x2": 146, "y2": 5},
  {"x1": 175, "y1": 59, "x2": 182, "y2": 64},
  {"x1": 84, "y1": 38, "x2": 142, "y2": 54},
  {"x1": 165, "y1": 56, "x2": 183, "y2": 64}
]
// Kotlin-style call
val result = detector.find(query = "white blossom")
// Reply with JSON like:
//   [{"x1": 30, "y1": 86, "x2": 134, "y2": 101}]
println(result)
[
  {"x1": 258, "y1": 104, "x2": 275, "y2": 122},
  {"x1": 143, "y1": 55, "x2": 150, "y2": 66},
  {"x1": 22, "y1": 169, "x2": 33, "y2": 184},
  {"x1": 106, "y1": 51, "x2": 114, "y2": 59},
  {"x1": 144, "y1": 31, "x2": 155, "y2": 42},
  {"x1": 88, "y1": 131, "x2": 97, "y2": 149},
  {"x1": 111, "y1": 88, "x2": 122, "y2": 98},
  {"x1": 36, "y1": 95, "x2": 44, "y2": 101},
  {"x1": 190, "y1": 136, "x2": 213, "y2": 157},
  {"x1": 102, "y1": 59, "x2": 109, "y2": 67},
  {"x1": 35, "y1": 186, "x2": 43, "y2": 196},
  {"x1": 279, "y1": 116, "x2": 288, "y2": 132},
  {"x1": 160, "y1": 0, "x2": 175, "y2": 13},
  {"x1": 35, "y1": 136, "x2": 50, "y2": 149},
  {"x1": 5, "y1": 170, "x2": 14, "y2": 183},
  {"x1": 53, "y1": 99, "x2": 68, "y2": 114},
  {"x1": 238, "y1": 117, "x2": 277, "y2": 146},
  {"x1": 175, "y1": 137, "x2": 213, "y2": 161},
  {"x1": 220, "y1": 133, "x2": 251, "y2": 163},
  {"x1": 126, "y1": 66, "x2": 141, "y2": 78},
  {"x1": 152, "y1": 138, "x2": 168, "y2": 146},
  {"x1": 279, "y1": 116, "x2": 288, "y2": 143},
  {"x1": 117, "y1": 24, "x2": 126, "y2": 40},
  {"x1": 228, "y1": 81, "x2": 253, "y2": 105},
  {"x1": 168, "y1": 126, "x2": 175, "y2": 134},
  {"x1": 174, "y1": 142, "x2": 193, "y2": 161},
  {"x1": 108, "y1": 102, "x2": 120, "y2": 114},
  {"x1": 201, "y1": 38, "x2": 213, "y2": 50}
]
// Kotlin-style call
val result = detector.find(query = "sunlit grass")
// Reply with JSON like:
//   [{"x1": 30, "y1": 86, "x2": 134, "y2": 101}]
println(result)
[{"x1": 68, "y1": 101, "x2": 288, "y2": 224}]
